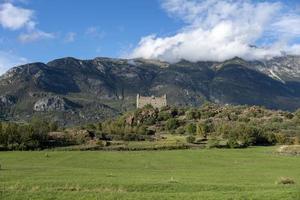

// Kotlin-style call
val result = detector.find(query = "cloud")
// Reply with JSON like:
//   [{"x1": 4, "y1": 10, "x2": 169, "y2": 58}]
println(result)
[
  {"x1": 0, "y1": 2, "x2": 54, "y2": 43},
  {"x1": 0, "y1": 2, "x2": 33, "y2": 30},
  {"x1": 129, "y1": 0, "x2": 300, "y2": 62},
  {"x1": 64, "y1": 32, "x2": 76, "y2": 43},
  {"x1": 85, "y1": 26, "x2": 105, "y2": 39},
  {"x1": 272, "y1": 15, "x2": 300, "y2": 36},
  {"x1": 0, "y1": 51, "x2": 27, "y2": 75},
  {"x1": 18, "y1": 29, "x2": 54, "y2": 43}
]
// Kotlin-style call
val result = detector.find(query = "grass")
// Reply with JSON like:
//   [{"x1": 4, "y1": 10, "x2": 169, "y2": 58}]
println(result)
[
  {"x1": 0, "y1": 147, "x2": 300, "y2": 200},
  {"x1": 51, "y1": 134, "x2": 191, "y2": 151}
]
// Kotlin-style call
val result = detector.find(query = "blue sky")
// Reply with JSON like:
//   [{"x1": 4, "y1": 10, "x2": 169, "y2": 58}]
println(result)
[
  {"x1": 1, "y1": 0, "x2": 300, "y2": 73},
  {"x1": 0, "y1": 0, "x2": 182, "y2": 62}
]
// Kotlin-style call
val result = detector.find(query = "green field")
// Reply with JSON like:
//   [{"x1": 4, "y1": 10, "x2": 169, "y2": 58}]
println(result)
[{"x1": 1, "y1": 147, "x2": 300, "y2": 200}]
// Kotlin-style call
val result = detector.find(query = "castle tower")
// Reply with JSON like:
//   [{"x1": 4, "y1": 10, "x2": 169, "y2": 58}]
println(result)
[{"x1": 136, "y1": 94, "x2": 167, "y2": 109}]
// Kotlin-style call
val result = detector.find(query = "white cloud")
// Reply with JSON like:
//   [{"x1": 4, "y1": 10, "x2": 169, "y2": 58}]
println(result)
[
  {"x1": 85, "y1": 26, "x2": 105, "y2": 39},
  {"x1": 0, "y1": 51, "x2": 27, "y2": 75},
  {"x1": 0, "y1": 2, "x2": 33, "y2": 30},
  {"x1": 129, "y1": 0, "x2": 300, "y2": 62},
  {"x1": 272, "y1": 15, "x2": 300, "y2": 36},
  {"x1": 0, "y1": 2, "x2": 54, "y2": 43},
  {"x1": 64, "y1": 32, "x2": 76, "y2": 43},
  {"x1": 18, "y1": 29, "x2": 54, "y2": 43}
]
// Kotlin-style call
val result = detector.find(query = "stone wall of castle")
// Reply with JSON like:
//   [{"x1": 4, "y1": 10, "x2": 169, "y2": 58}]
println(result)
[{"x1": 136, "y1": 94, "x2": 167, "y2": 109}]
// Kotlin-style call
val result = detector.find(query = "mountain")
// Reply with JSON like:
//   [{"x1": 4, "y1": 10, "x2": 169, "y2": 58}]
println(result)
[{"x1": 1, "y1": 55, "x2": 300, "y2": 125}]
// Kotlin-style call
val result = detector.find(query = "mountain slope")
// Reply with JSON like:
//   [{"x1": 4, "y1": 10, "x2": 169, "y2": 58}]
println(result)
[{"x1": 1, "y1": 56, "x2": 300, "y2": 125}]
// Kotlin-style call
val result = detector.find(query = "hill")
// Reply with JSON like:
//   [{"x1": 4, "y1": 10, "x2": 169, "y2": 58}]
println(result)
[{"x1": 1, "y1": 104, "x2": 299, "y2": 151}]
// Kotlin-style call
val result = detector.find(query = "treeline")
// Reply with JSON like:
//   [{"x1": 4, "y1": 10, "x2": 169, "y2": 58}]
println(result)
[
  {"x1": 0, "y1": 119, "x2": 97, "y2": 150},
  {"x1": 88, "y1": 104, "x2": 300, "y2": 148},
  {"x1": 1, "y1": 103, "x2": 300, "y2": 150},
  {"x1": 0, "y1": 119, "x2": 59, "y2": 150}
]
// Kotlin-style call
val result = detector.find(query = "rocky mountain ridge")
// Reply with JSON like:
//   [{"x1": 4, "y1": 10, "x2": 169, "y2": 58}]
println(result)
[{"x1": 1, "y1": 55, "x2": 300, "y2": 125}]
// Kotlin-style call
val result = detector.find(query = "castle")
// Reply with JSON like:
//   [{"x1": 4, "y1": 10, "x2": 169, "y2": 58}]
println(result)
[{"x1": 136, "y1": 94, "x2": 167, "y2": 109}]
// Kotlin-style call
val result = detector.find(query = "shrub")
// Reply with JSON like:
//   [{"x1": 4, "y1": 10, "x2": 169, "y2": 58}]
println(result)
[
  {"x1": 186, "y1": 136, "x2": 196, "y2": 143},
  {"x1": 294, "y1": 135, "x2": 300, "y2": 145},
  {"x1": 197, "y1": 120, "x2": 214, "y2": 138},
  {"x1": 276, "y1": 177, "x2": 295, "y2": 185},
  {"x1": 143, "y1": 104, "x2": 154, "y2": 109},
  {"x1": 157, "y1": 111, "x2": 172, "y2": 121},
  {"x1": 206, "y1": 139, "x2": 220, "y2": 148},
  {"x1": 238, "y1": 117, "x2": 250, "y2": 122},
  {"x1": 143, "y1": 116, "x2": 157, "y2": 125},
  {"x1": 165, "y1": 119, "x2": 179, "y2": 131},
  {"x1": 185, "y1": 123, "x2": 196, "y2": 135},
  {"x1": 176, "y1": 127, "x2": 185, "y2": 135},
  {"x1": 186, "y1": 109, "x2": 200, "y2": 120},
  {"x1": 275, "y1": 133, "x2": 291, "y2": 145},
  {"x1": 49, "y1": 121, "x2": 59, "y2": 132},
  {"x1": 271, "y1": 117, "x2": 283, "y2": 123},
  {"x1": 96, "y1": 140, "x2": 105, "y2": 147},
  {"x1": 227, "y1": 138, "x2": 240, "y2": 148},
  {"x1": 294, "y1": 109, "x2": 300, "y2": 119},
  {"x1": 137, "y1": 125, "x2": 147, "y2": 135},
  {"x1": 85, "y1": 123, "x2": 96, "y2": 131},
  {"x1": 170, "y1": 107, "x2": 179, "y2": 117},
  {"x1": 284, "y1": 112, "x2": 294, "y2": 119}
]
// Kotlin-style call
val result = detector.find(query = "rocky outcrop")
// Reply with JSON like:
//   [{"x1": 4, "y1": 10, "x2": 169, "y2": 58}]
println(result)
[
  {"x1": 0, "y1": 95, "x2": 16, "y2": 107},
  {"x1": 34, "y1": 96, "x2": 73, "y2": 112}
]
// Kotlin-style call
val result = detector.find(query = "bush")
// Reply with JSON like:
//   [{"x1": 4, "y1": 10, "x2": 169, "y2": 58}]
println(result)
[
  {"x1": 294, "y1": 136, "x2": 300, "y2": 145},
  {"x1": 238, "y1": 117, "x2": 250, "y2": 122},
  {"x1": 96, "y1": 140, "x2": 106, "y2": 147},
  {"x1": 137, "y1": 125, "x2": 147, "y2": 135},
  {"x1": 197, "y1": 120, "x2": 214, "y2": 138},
  {"x1": 166, "y1": 119, "x2": 179, "y2": 131},
  {"x1": 185, "y1": 123, "x2": 196, "y2": 135},
  {"x1": 157, "y1": 111, "x2": 172, "y2": 121},
  {"x1": 276, "y1": 177, "x2": 295, "y2": 185},
  {"x1": 275, "y1": 133, "x2": 291, "y2": 145},
  {"x1": 186, "y1": 109, "x2": 201, "y2": 120},
  {"x1": 49, "y1": 121, "x2": 59, "y2": 132},
  {"x1": 294, "y1": 109, "x2": 300, "y2": 119},
  {"x1": 206, "y1": 139, "x2": 220, "y2": 148},
  {"x1": 176, "y1": 127, "x2": 185, "y2": 135},
  {"x1": 143, "y1": 104, "x2": 154, "y2": 109},
  {"x1": 227, "y1": 138, "x2": 240, "y2": 148},
  {"x1": 143, "y1": 116, "x2": 157, "y2": 125},
  {"x1": 186, "y1": 136, "x2": 196, "y2": 143},
  {"x1": 170, "y1": 107, "x2": 178, "y2": 117}
]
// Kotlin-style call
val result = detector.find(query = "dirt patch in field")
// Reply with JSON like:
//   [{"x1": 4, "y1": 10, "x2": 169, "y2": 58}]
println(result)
[{"x1": 277, "y1": 145, "x2": 300, "y2": 155}]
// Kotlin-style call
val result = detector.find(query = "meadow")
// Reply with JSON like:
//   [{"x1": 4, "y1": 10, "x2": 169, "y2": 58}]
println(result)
[{"x1": 0, "y1": 147, "x2": 300, "y2": 200}]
